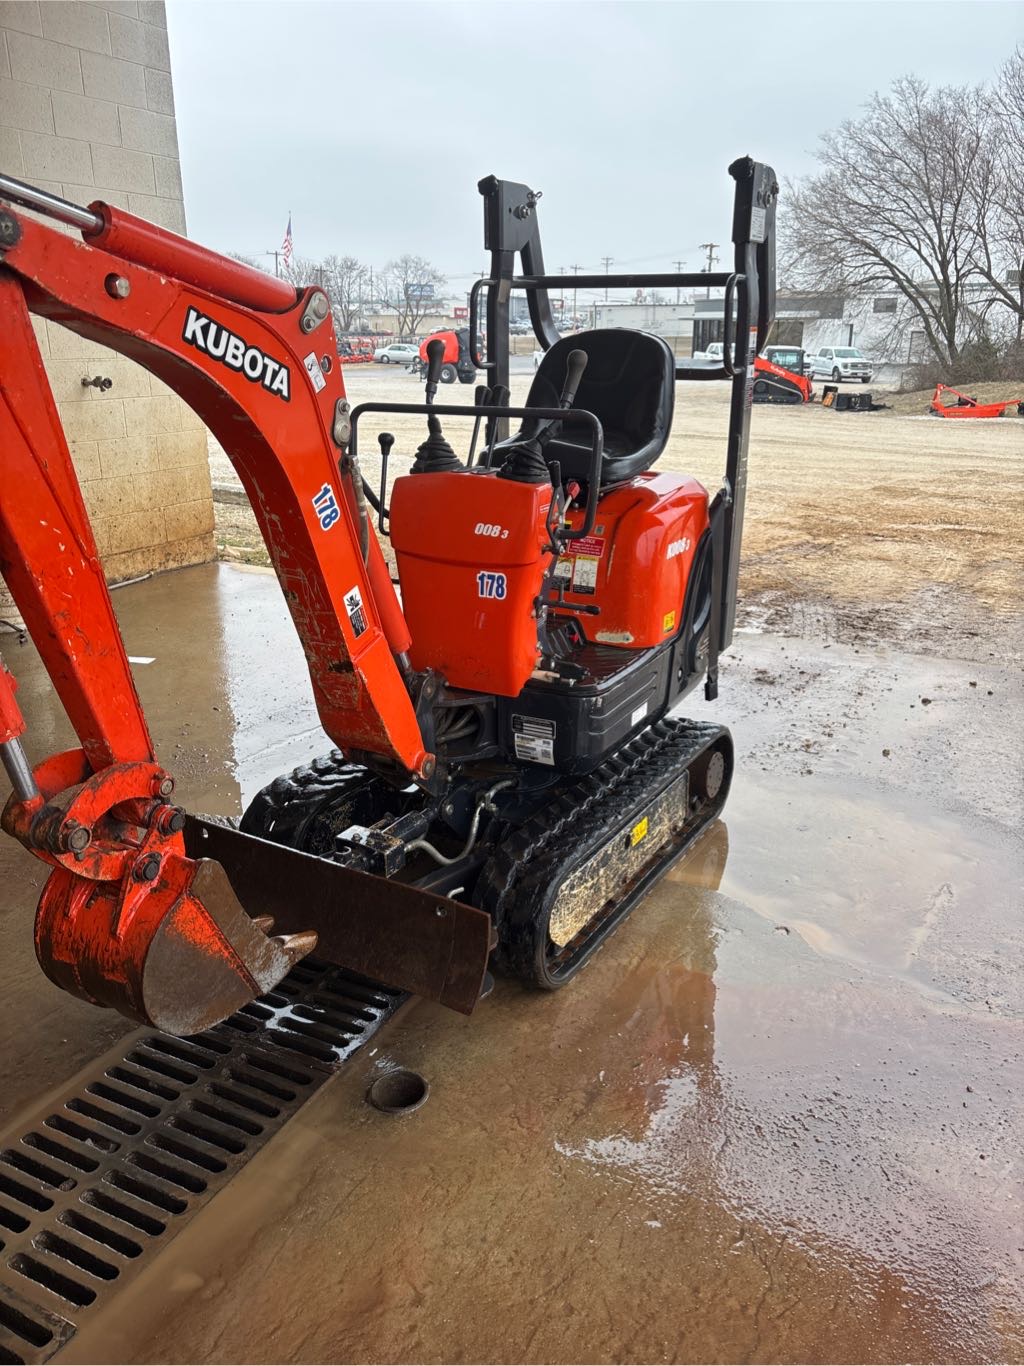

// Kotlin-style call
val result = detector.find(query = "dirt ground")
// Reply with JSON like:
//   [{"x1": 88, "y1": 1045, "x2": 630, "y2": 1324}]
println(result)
[
  {"x1": 0, "y1": 363, "x2": 1021, "y2": 1364},
  {"x1": 210, "y1": 366, "x2": 1024, "y2": 663}
]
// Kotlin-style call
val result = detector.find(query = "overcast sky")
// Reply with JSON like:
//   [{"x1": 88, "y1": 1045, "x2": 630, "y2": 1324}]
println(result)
[{"x1": 166, "y1": 0, "x2": 1022, "y2": 299}]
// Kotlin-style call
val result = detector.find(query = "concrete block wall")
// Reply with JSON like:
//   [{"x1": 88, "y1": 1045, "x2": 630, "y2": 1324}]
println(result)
[{"x1": 1, "y1": 0, "x2": 215, "y2": 612}]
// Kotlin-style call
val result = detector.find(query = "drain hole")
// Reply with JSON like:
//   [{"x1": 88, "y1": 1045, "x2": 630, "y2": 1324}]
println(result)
[
  {"x1": 189, "y1": 1101, "x2": 262, "y2": 1136},
  {"x1": 126, "y1": 1050, "x2": 198, "y2": 1085},
  {"x1": 106, "y1": 1066, "x2": 178, "y2": 1102},
  {"x1": 219, "y1": 1015, "x2": 260, "y2": 1035},
  {"x1": 260, "y1": 991, "x2": 290, "y2": 1008},
  {"x1": 167, "y1": 1116, "x2": 244, "y2": 1155},
  {"x1": 81, "y1": 1190, "x2": 165, "y2": 1237},
  {"x1": 141, "y1": 1038, "x2": 215, "y2": 1070},
  {"x1": 264, "y1": 1028, "x2": 335, "y2": 1063},
  {"x1": 184, "y1": 1033, "x2": 231, "y2": 1055},
  {"x1": 148, "y1": 1133, "x2": 226, "y2": 1174},
  {"x1": 58, "y1": 1210, "x2": 142, "y2": 1259},
  {"x1": 207, "y1": 1083, "x2": 280, "y2": 1118},
  {"x1": 0, "y1": 1151, "x2": 75, "y2": 1192},
  {"x1": 0, "y1": 1205, "x2": 30, "y2": 1235},
  {"x1": 0, "y1": 1295, "x2": 53, "y2": 1349},
  {"x1": 308, "y1": 992, "x2": 377, "y2": 1022},
  {"x1": 105, "y1": 1172, "x2": 187, "y2": 1216},
  {"x1": 367, "y1": 1069, "x2": 429, "y2": 1115},
  {"x1": 34, "y1": 1231, "x2": 118, "y2": 1281},
  {"x1": 66, "y1": 1099, "x2": 141, "y2": 1136},
  {"x1": 240, "y1": 1053, "x2": 312, "y2": 1086},
  {"x1": 279, "y1": 1017, "x2": 354, "y2": 1045},
  {"x1": 44, "y1": 1115, "x2": 118, "y2": 1154},
  {"x1": 0, "y1": 1173, "x2": 53, "y2": 1213},
  {"x1": 295, "y1": 1001, "x2": 371, "y2": 1028},
  {"x1": 321, "y1": 980, "x2": 391, "y2": 1009},
  {"x1": 227, "y1": 1067, "x2": 295, "y2": 1102},
  {"x1": 238, "y1": 1002, "x2": 274, "y2": 1021},
  {"x1": 85, "y1": 1083, "x2": 160, "y2": 1119},
  {"x1": 0, "y1": 1347, "x2": 24, "y2": 1365},
  {"x1": 22, "y1": 1133, "x2": 99, "y2": 1174},
  {"x1": 9, "y1": 1253, "x2": 96, "y2": 1307},
  {"x1": 126, "y1": 1153, "x2": 206, "y2": 1195}
]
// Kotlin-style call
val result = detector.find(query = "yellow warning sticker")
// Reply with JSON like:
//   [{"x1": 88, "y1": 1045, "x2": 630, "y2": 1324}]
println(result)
[
  {"x1": 630, "y1": 816, "x2": 649, "y2": 847},
  {"x1": 663, "y1": 610, "x2": 676, "y2": 632}
]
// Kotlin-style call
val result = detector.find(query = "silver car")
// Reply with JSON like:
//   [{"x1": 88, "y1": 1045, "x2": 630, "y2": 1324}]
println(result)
[
  {"x1": 808, "y1": 346, "x2": 873, "y2": 382},
  {"x1": 373, "y1": 342, "x2": 419, "y2": 365}
]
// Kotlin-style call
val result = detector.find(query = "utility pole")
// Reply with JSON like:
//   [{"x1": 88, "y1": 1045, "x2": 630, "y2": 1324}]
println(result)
[
  {"x1": 673, "y1": 259, "x2": 686, "y2": 305},
  {"x1": 559, "y1": 265, "x2": 565, "y2": 313},
  {"x1": 699, "y1": 241, "x2": 719, "y2": 299},
  {"x1": 601, "y1": 256, "x2": 614, "y2": 302},
  {"x1": 570, "y1": 264, "x2": 583, "y2": 325}
]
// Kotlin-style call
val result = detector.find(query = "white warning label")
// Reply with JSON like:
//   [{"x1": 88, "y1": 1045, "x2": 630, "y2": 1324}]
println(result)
[
  {"x1": 512, "y1": 714, "x2": 555, "y2": 766},
  {"x1": 303, "y1": 351, "x2": 327, "y2": 393},
  {"x1": 572, "y1": 555, "x2": 599, "y2": 594}
]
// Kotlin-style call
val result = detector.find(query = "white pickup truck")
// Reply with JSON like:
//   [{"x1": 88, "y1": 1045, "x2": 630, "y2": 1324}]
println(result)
[{"x1": 693, "y1": 341, "x2": 724, "y2": 362}]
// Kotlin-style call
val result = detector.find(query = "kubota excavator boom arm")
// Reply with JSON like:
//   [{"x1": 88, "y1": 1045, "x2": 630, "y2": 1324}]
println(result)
[{"x1": 0, "y1": 174, "x2": 457, "y2": 1035}]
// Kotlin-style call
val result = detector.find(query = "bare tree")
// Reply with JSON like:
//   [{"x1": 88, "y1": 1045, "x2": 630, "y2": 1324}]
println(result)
[
  {"x1": 285, "y1": 254, "x2": 370, "y2": 334},
  {"x1": 377, "y1": 255, "x2": 447, "y2": 338},
  {"x1": 783, "y1": 76, "x2": 999, "y2": 365},
  {"x1": 987, "y1": 46, "x2": 1024, "y2": 342}
]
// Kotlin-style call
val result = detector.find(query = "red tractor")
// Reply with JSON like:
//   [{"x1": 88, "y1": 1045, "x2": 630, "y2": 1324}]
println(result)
[{"x1": 416, "y1": 327, "x2": 477, "y2": 384}]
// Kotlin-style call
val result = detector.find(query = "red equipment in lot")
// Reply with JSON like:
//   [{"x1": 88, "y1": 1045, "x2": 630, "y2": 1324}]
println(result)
[
  {"x1": 929, "y1": 382, "x2": 1023, "y2": 419},
  {"x1": 752, "y1": 350, "x2": 813, "y2": 403},
  {"x1": 0, "y1": 158, "x2": 777, "y2": 1033},
  {"x1": 339, "y1": 335, "x2": 376, "y2": 363}
]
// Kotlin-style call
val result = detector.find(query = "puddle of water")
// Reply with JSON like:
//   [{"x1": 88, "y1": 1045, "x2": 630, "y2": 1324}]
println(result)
[{"x1": 63, "y1": 803, "x2": 1023, "y2": 1366}]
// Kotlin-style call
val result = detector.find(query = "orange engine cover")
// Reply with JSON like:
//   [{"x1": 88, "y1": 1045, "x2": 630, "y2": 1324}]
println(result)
[
  {"x1": 390, "y1": 470, "x2": 552, "y2": 696},
  {"x1": 555, "y1": 472, "x2": 709, "y2": 648}
]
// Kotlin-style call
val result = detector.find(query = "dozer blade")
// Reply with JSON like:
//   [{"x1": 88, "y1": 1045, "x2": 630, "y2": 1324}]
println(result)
[{"x1": 184, "y1": 816, "x2": 492, "y2": 1015}]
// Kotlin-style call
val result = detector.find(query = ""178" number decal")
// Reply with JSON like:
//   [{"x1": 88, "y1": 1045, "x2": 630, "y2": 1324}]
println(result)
[
  {"x1": 476, "y1": 571, "x2": 507, "y2": 599},
  {"x1": 312, "y1": 483, "x2": 340, "y2": 530}
]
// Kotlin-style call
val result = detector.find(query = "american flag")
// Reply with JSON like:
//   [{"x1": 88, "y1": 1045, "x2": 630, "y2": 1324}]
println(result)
[{"x1": 281, "y1": 213, "x2": 293, "y2": 270}]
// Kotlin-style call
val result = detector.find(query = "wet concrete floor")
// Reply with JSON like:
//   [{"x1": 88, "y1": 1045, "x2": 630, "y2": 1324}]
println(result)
[{"x1": 1, "y1": 563, "x2": 1021, "y2": 1363}]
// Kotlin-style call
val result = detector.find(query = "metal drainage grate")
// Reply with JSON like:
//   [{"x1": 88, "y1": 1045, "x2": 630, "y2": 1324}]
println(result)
[{"x1": 0, "y1": 957, "x2": 405, "y2": 1363}]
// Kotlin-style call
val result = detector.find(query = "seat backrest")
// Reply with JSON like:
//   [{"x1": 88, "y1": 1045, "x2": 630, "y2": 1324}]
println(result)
[{"x1": 511, "y1": 329, "x2": 676, "y2": 485}]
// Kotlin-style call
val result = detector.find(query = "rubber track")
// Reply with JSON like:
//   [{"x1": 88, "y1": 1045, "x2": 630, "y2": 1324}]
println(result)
[
  {"x1": 240, "y1": 751, "x2": 367, "y2": 852},
  {"x1": 475, "y1": 717, "x2": 726, "y2": 980}
]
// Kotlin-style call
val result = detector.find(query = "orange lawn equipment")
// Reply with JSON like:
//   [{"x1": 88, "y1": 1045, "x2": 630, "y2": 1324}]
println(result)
[
  {"x1": 930, "y1": 382, "x2": 1024, "y2": 418},
  {"x1": 752, "y1": 349, "x2": 812, "y2": 404}
]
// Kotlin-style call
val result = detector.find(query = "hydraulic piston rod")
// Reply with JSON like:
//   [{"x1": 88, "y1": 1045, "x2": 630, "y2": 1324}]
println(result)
[{"x1": 0, "y1": 172, "x2": 102, "y2": 233}]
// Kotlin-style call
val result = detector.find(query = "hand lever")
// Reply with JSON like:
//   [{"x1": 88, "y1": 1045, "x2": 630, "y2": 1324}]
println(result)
[
  {"x1": 467, "y1": 385, "x2": 491, "y2": 467},
  {"x1": 483, "y1": 385, "x2": 510, "y2": 468},
  {"x1": 412, "y1": 344, "x2": 464, "y2": 473},
  {"x1": 559, "y1": 349, "x2": 588, "y2": 409},
  {"x1": 424, "y1": 338, "x2": 445, "y2": 405}
]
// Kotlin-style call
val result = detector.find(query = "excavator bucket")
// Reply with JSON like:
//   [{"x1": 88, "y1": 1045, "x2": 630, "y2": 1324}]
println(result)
[{"x1": 33, "y1": 851, "x2": 318, "y2": 1037}]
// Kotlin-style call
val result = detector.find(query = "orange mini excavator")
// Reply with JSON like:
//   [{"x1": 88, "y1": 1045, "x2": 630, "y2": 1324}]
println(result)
[{"x1": 0, "y1": 159, "x2": 777, "y2": 1035}]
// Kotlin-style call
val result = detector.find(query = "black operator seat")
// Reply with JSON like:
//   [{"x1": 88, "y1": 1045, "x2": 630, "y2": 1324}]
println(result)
[{"x1": 497, "y1": 328, "x2": 676, "y2": 486}]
